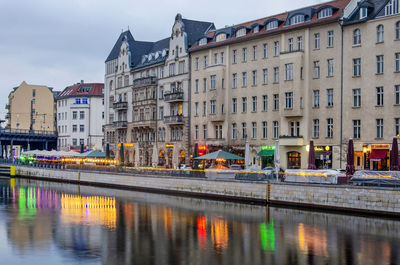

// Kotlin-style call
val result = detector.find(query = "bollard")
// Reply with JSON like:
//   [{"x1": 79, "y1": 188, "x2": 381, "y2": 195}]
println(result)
[
  {"x1": 10, "y1": 166, "x2": 16, "y2": 177},
  {"x1": 78, "y1": 170, "x2": 81, "y2": 183},
  {"x1": 266, "y1": 181, "x2": 271, "y2": 203}
]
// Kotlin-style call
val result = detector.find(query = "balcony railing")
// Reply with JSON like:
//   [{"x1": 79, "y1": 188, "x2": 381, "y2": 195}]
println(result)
[
  {"x1": 164, "y1": 91, "x2": 184, "y2": 102},
  {"x1": 132, "y1": 76, "x2": 157, "y2": 88},
  {"x1": 113, "y1": 121, "x2": 128, "y2": 128},
  {"x1": 0, "y1": 128, "x2": 57, "y2": 136},
  {"x1": 113, "y1": 101, "x2": 128, "y2": 110},
  {"x1": 164, "y1": 115, "x2": 184, "y2": 125}
]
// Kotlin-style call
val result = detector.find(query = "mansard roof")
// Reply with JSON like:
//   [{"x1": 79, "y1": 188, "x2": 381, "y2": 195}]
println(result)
[
  {"x1": 344, "y1": 0, "x2": 398, "y2": 25},
  {"x1": 190, "y1": 0, "x2": 350, "y2": 52},
  {"x1": 57, "y1": 83, "x2": 104, "y2": 99},
  {"x1": 181, "y1": 18, "x2": 215, "y2": 48}
]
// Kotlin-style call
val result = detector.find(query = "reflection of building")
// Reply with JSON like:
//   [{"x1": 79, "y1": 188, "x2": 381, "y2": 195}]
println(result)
[{"x1": 56, "y1": 81, "x2": 105, "y2": 151}]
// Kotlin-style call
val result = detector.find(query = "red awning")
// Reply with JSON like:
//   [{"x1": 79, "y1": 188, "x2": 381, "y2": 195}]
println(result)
[{"x1": 369, "y1": 149, "x2": 388, "y2": 161}]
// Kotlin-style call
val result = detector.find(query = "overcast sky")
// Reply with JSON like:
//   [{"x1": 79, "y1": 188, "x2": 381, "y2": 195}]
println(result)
[{"x1": 0, "y1": 0, "x2": 325, "y2": 119}]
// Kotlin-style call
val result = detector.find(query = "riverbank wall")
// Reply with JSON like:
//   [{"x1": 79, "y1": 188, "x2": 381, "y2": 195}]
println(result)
[{"x1": 13, "y1": 165, "x2": 400, "y2": 216}]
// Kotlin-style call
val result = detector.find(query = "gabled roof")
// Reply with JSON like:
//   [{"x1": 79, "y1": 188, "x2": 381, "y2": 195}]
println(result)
[{"x1": 57, "y1": 83, "x2": 104, "y2": 99}]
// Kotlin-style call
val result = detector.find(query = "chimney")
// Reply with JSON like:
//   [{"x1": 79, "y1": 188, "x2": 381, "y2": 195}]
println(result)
[{"x1": 80, "y1": 80, "x2": 84, "y2": 84}]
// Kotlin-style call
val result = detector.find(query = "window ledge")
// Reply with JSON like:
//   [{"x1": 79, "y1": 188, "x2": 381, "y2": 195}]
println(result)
[
  {"x1": 374, "y1": 138, "x2": 384, "y2": 140},
  {"x1": 284, "y1": 108, "x2": 293, "y2": 110},
  {"x1": 352, "y1": 75, "x2": 361, "y2": 78},
  {"x1": 326, "y1": 105, "x2": 334, "y2": 108},
  {"x1": 352, "y1": 44, "x2": 361, "y2": 47},
  {"x1": 326, "y1": 75, "x2": 334, "y2": 78},
  {"x1": 273, "y1": 82, "x2": 279, "y2": 84},
  {"x1": 376, "y1": 73, "x2": 384, "y2": 75},
  {"x1": 394, "y1": 104, "x2": 400, "y2": 106},
  {"x1": 394, "y1": 71, "x2": 400, "y2": 73},
  {"x1": 327, "y1": 46, "x2": 334, "y2": 49},
  {"x1": 284, "y1": 79, "x2": 293, "y2": 82},
  {"x1": 312, "y1": 106, "x2": 320, "y2": 109},
  {"x1": 262, "y1": 83, "x2": 268, "y2": 86},
  {"x1": 272, "y1": 109, "x2": 279, "y2": 111},
  {"x1": 251, "y1": 85, "x2": 257, "y2": 87},
  {"x1": 251, "y1": 111, "x2": 257, "y2": 113},
  {"x1": 376, "y1": 41, "x2": 384, "y2": 44},
  {"x1": 375, "y1": 105, "x2": 384, "y2": 107},
  {"x1": 313, "y1": 77, "x2": 320, "y2": 80},
  {"x1": 352, "y1": 106, "x2": 361, "y2": 109},
  {"x1": 242, "y1": 86, "x2": 247, "y2": 88},
  {"x1": 261, "y1": 110, "x2": 268, "y2": 112}
]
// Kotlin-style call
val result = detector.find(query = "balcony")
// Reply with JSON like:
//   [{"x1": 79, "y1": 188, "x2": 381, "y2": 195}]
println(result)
[
  {"x1": 278, "y1": 135, "x2": 304, "y2": 146},
  {"x1": 164, "y1": 115, "x2": 184, "y2": 125},
  {"x1": 113, "y1": 101, "x2": 128, "y2": 110},
  {"x1": 132, "y1": 76, "x2": 157, "y2": 88},
  {"x1": 131, "y1": 119, "x2": 157, "y2": 128},
  {"x1": 164, "y1": 91, "x2": 184, "y2": 102},
  {"x1": 281, "y1": 108, "x2": 303, "y2": 117},
  {"x1": 113, "y1": 121, "x2": 128, "y2": 129},
  {"x1": 209, "y1": 113, "x2": 225, "y2": 122},
  {"x1": 132, "y1": 98, "x2": 156, "y2": 107}
]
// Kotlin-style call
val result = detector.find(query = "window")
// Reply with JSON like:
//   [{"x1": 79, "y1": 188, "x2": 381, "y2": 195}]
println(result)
[
  {"x1": 290, "y1": 15, "x2": 305, "y2": 25},
  {"x1": 204, "y1": 56, "x2": 208, "y2": 68},
  {"x1": 203, "y1": 101, "x2": 207, "y2": 116},
  {"x1": 203, "y1": 124, "x2": 207, "y2": 139},
  {"x1": 210, "y1": 100, "x2": 216, "y2": 114},
  {"x1": 377, "y1": 25, "x2": 384, "y2": 43},
  {"x1": 242, "y1": 97, "x2": 247, "y2": 113},
  {"x1": 261, "y1": 122, "x2": 267, "y2": 139},
  {"x1": 274, "y1": 67, "x2": 279, "y2": 83},
  {"x1": 396, "y1": 21, "x2": 400, "y2": 40},
  {"x1": 273, "y1": 121, "x2": 279, "y2": 139},
  {"x1": 72, "y1": 138, "x2": 77, "y2": 146},
  {"x1": 251, "y1": 122, "x2": 257, "y2": 139},
  {"x1": 252, "y1": 96, "x2": 257, "y2": 112},
  {"x1": 124, "y1": 75, "x2": 129, "y2": 86},
  {"x1": 252, "y1": 71, "x2": 257, "y2": 85},
  {"x1": 195, "y1": 57, "x2": 199, "y2": 70},
  {"x1": 222, "y1": 78, "x2": 224, "y2": 88},
  {"x1": 360, "y1": 7, "x2": 368, "y2": 19},
  {"x1": 313, "y1": 119, "x2": 319, "y2": 138},
  {"x1": 262, "y1": 95, "x2": 268, "y2": 111},
  {"x1": 353, "y1": 120, "x2": 361, "y2": 139},
  {"x1": 252, "y1": 46, "x2": 257, "y2": 60},
  {"x1": 385, "y1": 0, "x2": 400, "y2": 16},
  {"x1": 273, "y1": 94, "x2": 279, "y2": 110},
  {"x1": 285, "y1": 64, "x2": 293, "y2": 80},
  {"x1": 263, "y1": 69, "x2": 268, "y2": 84},
  {"x1": 327, "y1": 59, "x2": 334, "y2": 77},
  {"x1": 314, "y1": 33, "x2": 320, "y2": 49},
  {"x1": 313, "y1": 90, "x2": 320, "y2": 108},
  {"x1": 242, "y1": 72, "x2": 247, "y2": 87},
  {"x1": 327, "y1": 89, "x2": 334, "y2": 107},
  {"x1": 159, "y1": 106, "x2": 164, "y2": 120},
  {"x1": 253, "y1": 25, "x2": 259, "y2": 33},
  {"x1": 327, "y1": 118, "x2": 333, "y2": 138},
  {"x1": 199, "y1": 38, "x2": 207, "y2": 46},
  {"x1": 242, "y1": 123, "x2": 247, "y2": 139},
  {"x1": 80, "y1": 125, "x2": 84, "y2": 132},
  {"x1": 233, "y1": 50, "x2": 237, "y2": 63},
  {"x1": 210, "y1": 75, "x2": 216, "y2": 90},
  {"x1": 72, "y1": 125, "x2": 77, "y2": 132},
  {"x1": 75, "y1": 98, "x2": 81, "y2": 104},
  {"x1": 236, "y1": 28, "x2": 246, "y2": 37},
  {"x1": 216, "y1": 33, "x2": 227, "y2": 42},
  {"x1": 263, "y1": 44, "x2": 268, "y2": 58},
  {"x1": 395, "y1": 85, "x2": 400, "y2": 105},
  {"x1": 318, "y1": 8, "x2": 333, "y2": 18},
  {"x1": 169, "y1": 63, "x2": 175, "y2": 76},
  {"x1": 194, "y1": 103, "x2": 199, "y2": 116},
  {"x1": 289, "y1": 121, "x2": 300, "y2": 137},
  {"x1": 203, "y1": 78, "x2": 207, "y2": 92},
  {"x1": 214, "y1": 53, "x2": 218, "y2": 64},
  {"x1": 297, "y1": 36, "x2": 303, "y2": 50},
  {"x1": 215, "y1": 125, "x2": 222, "y2": 139},
  {"x1": 266, "y1": 20, "x2": 278, "y2": 30},
  {"x1": 376, "y1": 119, "x2": 384, "y2": 138},
  {"x1": 313, "y1": 61, "x2": 320, "y2": 78},
  {"x1": 353, "y1": 58, "x2": 361, "y2": 76},
  {"x1": 72, "y1": 111, "x2": 77, "y2": 120},
  {"x1": 232, "y1": 98, "x2": 237, "y2": 113},
  {"x1": 288, "y1": 38, "x2": 293, "y2": 52},
  {"x1": 80, "y1": 111, "x2": 85, "y2": 119},
  {"x1": 377, "y1": 55, "x2": 384, "y2": 74},
  {"x1": 32, "y1": 89, "x2": 36, "y2": 97},
  {"x1": 195, "y1": 79, "x2": 199, "y2": 93},
  {"x1": 195, "y1": 125, "x2": 199, "y2": 140},
  {"x1": 285, "y1": 92, "x2": 293, "y2": 109},
  {"x1": 327, "y1": 31, "x2": 334, "y2": 47},
  {"x1": 396, "y1": 53, "x2": 400, "y2": 72},
  {"x1": 233, "y1": 73, "x2": 237, "y2": 88},
  {"x1": 396, "y1": 118, "x2": 400, "y2": 136},
  {"x1": 274, "y1": 41, "x2": 279, "y2": 56},
  {"x1": 353, "y1": 89, "x2": 361, "y2": 107},
  {"x1": 232, "y1": 123, "x2": 237, "y2": 139},
  {"x1": 243, "y1": 48, "x2": 247, "y2": 62},
  {"x1": 353, "y1": 29, "x2": 361, "y2": 45},
  {"x1": 377, "y1": 87, "x2": 384, "y2": 106},
  {"x1": 221, "y1": 52, "x2": 224, "y2": 64}
]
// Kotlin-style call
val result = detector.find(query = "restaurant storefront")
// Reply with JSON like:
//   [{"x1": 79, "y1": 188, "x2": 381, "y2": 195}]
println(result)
[
  {"x1": 257, "y1": 145, "x2": 275, "y2": 168},
  {"x1": 314, "y1": 145, "x2": 332, "y2": 169},
  {"x1": 368, "y1": 144, "x2": 390, "y2": 170}
]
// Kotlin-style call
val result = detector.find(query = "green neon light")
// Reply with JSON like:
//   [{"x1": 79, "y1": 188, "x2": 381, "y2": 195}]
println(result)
[{"x1": 260, "y1": 220, "x2": 275, "y2": 251}]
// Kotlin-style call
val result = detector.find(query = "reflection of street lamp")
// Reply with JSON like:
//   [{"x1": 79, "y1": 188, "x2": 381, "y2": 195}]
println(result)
[{"x1": 306, "y1": 145, "x2": 310, "y2": 152}]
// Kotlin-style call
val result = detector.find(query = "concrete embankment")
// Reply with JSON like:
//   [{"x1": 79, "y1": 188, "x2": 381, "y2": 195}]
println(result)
[{"x1": 12, "y1": 165, "x2": 400, "y2": 216}]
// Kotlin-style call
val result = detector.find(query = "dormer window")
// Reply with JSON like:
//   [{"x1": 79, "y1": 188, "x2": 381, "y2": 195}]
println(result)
[
  {"x1": 216, "y1": 34, "x2": 227, "y2": 42},
  {"x1": 318, "y1": 8, "x2": 333, "y2": 19},
  {"x1": 360, "y1": 7, "x2": 368, "y2": 19},
  {"x1": 253, "y1": 25, "x2": 260, "y2": 33},
  {"x1": 199, "y1": 38, "x2": 207, "y2": 46},
  {"x1": 236, "y1": 28, "x2": 246, "y2": 37},
  {"x1": 290, "y1": 15, "x2": 305, "y2": 25},
  {"x1": 266, "y1": 21, "x2": 278, "y2": 30}
]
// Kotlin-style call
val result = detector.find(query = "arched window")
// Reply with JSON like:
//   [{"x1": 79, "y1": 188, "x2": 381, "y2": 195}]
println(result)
[
  {"x1": 289, "y1": 14, "x2": 305, "y2": 25},
  {"x1": 353, "y1": 28, "x2": 361, "y2": 45},
  {"x1": 318, "y1": 8, "x2": 333, "y2": 19},
  {"x1": 287, "y1": 151, "x2": 301, "y2": 169},
  {"x1": 396, "y1": 21, "x2": 400, "y2": 40},
  {"x1": 236, "y1": 28, "x2": 246, "y2": 37},
  {"x1": 377, "y1": 25, "x2": 384, "y2": 43},
  {"x1": 266, "y1": 20, "x2": 278, "y2": 30},
  {"x1": 199, "y1": 38, "x2": 207, "y2": 46},
  {"x1": 216, "y1": 33, "x2": 227, "y2": 42}
]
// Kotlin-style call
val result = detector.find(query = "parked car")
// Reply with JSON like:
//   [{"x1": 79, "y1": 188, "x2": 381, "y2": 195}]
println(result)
[
  {"x1": 179, "y1": 164, "x2": 192, "y2": 169},
  {"x1": 229, "y1": 164, "x2": 244, "y2": 170},
  {"x1": 262, "y1": 167, "x2": 276, "y2": 179}
]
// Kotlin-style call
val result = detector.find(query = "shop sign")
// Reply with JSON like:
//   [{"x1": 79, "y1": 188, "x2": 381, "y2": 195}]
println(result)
[
  {"x1": 314, "y1": 146, "x2": 331, "y2": 152},
  {"x1": 117, "y1": 143, "x2": 134, "y2": 147},
  {"x1": 371, "y1": 144, "x2": 390, "y2": 150},
  {"x1": 166, "y1": 144, "x2": 174, "y2": 148},
  {"x1": 261, "y1": 145, "x2": 275, "y2": 151}
]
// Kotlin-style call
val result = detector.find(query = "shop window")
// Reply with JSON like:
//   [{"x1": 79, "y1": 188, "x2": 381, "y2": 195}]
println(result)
[{"x1": 287, "y1": 151, "x2": 301, "y2": 169}]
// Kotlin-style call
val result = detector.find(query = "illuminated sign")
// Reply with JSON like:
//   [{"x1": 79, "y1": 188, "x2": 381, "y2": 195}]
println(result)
[
  {"x1": 261, "y1": 145, "x2": 276, "y2": 151},
  {"x1": 371, "y1": 144, "x2": 390, "y2": 150},
  {"x1": 198, "y1": 145, "x2": 207, "y2": 156},
  {"x1": 117, "y1": 143, "x2": 134, "y2": 147},
  {"x1": 166, "y1": 144, "x2": 174, "y2": 148},
  {"x1": 314, "y1": 146, "x2": 331, "y2": 152}
]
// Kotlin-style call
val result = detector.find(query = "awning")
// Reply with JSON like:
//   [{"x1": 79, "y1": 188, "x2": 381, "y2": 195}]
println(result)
[
  {"x1": 257, "y1": 150, "x2": 274, "y2": 157},
  {"x1": 369, "y1": 149, "x2": 388, "y2": 161}
]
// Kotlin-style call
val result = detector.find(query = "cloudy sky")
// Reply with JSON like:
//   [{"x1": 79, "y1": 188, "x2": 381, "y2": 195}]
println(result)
[{"x1": 0, "y1": 0, "x2": 325, "y2": 119}]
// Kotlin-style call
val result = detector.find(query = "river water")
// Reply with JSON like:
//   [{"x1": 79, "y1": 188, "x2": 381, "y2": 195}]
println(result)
[{"x1": 0, "y1": 177, "x2": 399, "y2": 265}]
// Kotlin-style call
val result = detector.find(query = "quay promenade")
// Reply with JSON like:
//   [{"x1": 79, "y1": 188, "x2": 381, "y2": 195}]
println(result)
[{"x1": 8, "y1": 164, "x2": 400, "y2": 217}]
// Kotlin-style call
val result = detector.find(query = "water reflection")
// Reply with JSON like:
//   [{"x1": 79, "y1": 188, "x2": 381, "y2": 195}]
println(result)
[{"x1": 0, "y1": 178, "x2": 399, "y2": 265}]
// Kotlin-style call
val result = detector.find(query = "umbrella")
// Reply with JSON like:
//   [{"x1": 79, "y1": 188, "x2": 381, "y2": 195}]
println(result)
[
  {"x1": 194, "y1": 150, "x2": 244, "y2": 160},
  {"x1": 193, "y1": 143, "x2": 199, "y2": 169},
  {"x1": 274, "y1": 140, "x2": 280, "y2": 181},
  {"x1": 245, "y1": 140, "x2": 250, "y2": 169},
  {"x1": 120, "y1": 143, "x2": 124, "y2": 164},
  {"x1": 308, "y1": 140, "x2": 317, "y2": 169},
  {"x1": 77, "y1": 150, "x2": 106, "y2": 158},
  {"x1": 105, "y1": 143, "x2": 110, "y2": 159},
  {"x1": 346, "y1": 138, "x2": 355, "y2": 177},
  {"x1": 390, "y1": 137, "x2": 399, "y2": 171}
]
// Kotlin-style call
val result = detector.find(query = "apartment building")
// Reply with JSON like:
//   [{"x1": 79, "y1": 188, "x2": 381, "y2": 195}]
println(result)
[{"x1": 56, "y1": 81, "x2": 104, "y2": 151}]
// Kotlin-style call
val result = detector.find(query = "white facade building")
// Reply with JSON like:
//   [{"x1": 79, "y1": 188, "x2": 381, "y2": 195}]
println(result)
[{"x1": 57, "y1": 82, "x2": 105, "y2": 151}]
